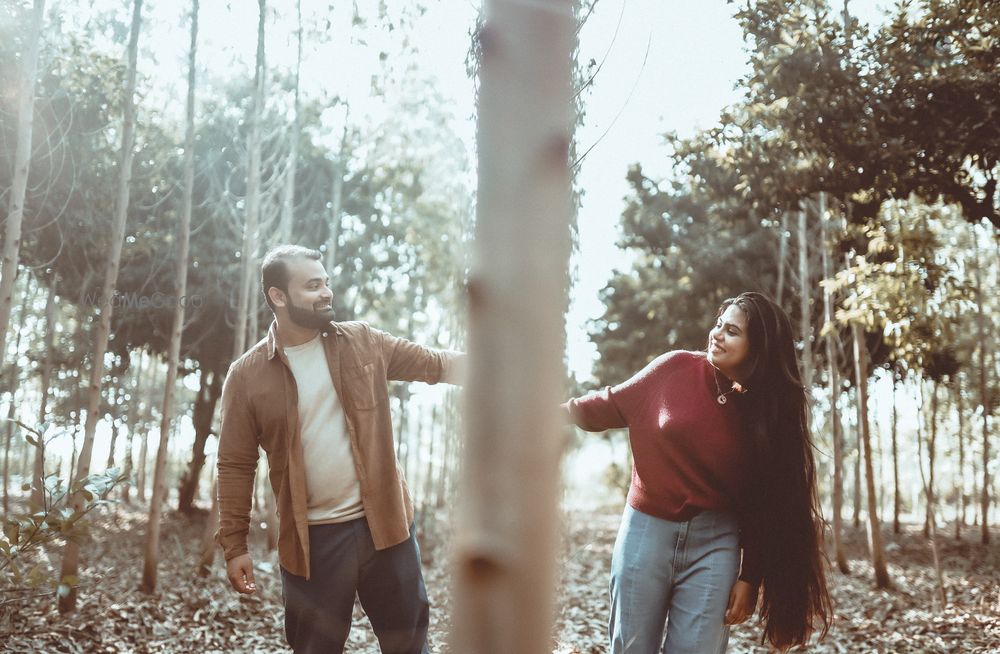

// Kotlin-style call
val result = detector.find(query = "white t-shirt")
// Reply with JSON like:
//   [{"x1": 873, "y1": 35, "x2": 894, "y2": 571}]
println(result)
[{"x1": 283, "y1": 335, "x2": 365, "y2": 524}]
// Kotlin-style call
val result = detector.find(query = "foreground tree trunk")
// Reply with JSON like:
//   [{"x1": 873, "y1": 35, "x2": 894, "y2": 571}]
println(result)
[
  {"x1": 140, "y1": 0, "x2": 197, "y2": 594},
  {"x1": 59, "y1": 0, "x2": 143, "y2": 614},
  {"x1": 0, "y1": 0, "x2": 45, "y2": 380},
  {"x1": 852, "y1": 324, "x2": 891, "y2": 589},
  {"x1": 451, "y1": 1, "x2": 574, "y2": 651}
]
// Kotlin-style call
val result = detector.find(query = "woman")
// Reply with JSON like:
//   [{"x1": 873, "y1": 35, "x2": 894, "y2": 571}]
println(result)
[{"x1": 565, "y1": 292, "x2": 832, "y2": 652}]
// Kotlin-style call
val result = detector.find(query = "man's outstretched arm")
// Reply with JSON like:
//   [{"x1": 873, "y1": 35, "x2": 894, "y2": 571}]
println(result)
[{"x1": 375, "y1": 327, "x2": 466, "y2": 385}]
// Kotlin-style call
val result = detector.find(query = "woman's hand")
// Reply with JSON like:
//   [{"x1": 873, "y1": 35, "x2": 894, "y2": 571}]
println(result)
[{"x1": 724, "y1": 579, "x2": 757, "y2": 625}]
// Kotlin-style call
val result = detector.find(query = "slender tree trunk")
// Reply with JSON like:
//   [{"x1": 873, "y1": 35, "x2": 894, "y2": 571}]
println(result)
[
  {"x1": 59, "y1": 0, "x2": 143, "y2": 613},
  {"x1": 2, "y1": 276, "x2": 30, "y2": 515},
  {"x1": 277, "y1": 0, "x2": 302, "y2": 244},
  {"x1": 0, "y1": 0, "x2": 45, "y2": 380},
  {"x1": 820, "y1": 193, "x2": 848, "y2": 573},
  {"x1": 197, "y1": 467, "x2": 219, "y2": 576},
  {"x1": 916, "y1": 382, "x2": 947, "y2": 607},
  {"x1": 121, "y1": 353, "x2": 147, "y2": 504},
  {"x1": 853, "y1": 387, "x2": 861, "y2": 529},
  {"x1": 136, "y1": 363, "x2": 155, "y2": 504},
  {"x1": 141, "y1": 0, "x2": 197, "y2": 593},
  {"x1": 798, "y1": 208, "x2": 813, "y2": 394},
  {"x1": 105, "y1": 384, "x2": 125, "y2": 470},
  {"x1": 30, "y1": 275, "x2": 58, "y2": 508},
  {"x1": 177, "y1": 368, "x2": 221, "y2": 513},
  {"x1": 924, "y1": 378, "x2": 939, "y2": 538},
  {"x1": 956, "y1": 374, "x2": 965, "y2": 539},
  {"x1": 325, "y1": 154, "x2": 345, "y2": 276},
  {"x1": 972, "y1": 227, "x2": 991, "y2": 545},
  {"x1": 451, "y1": 2, "x2": 573, "y2": 650},
  {"x1": 776, "y1": 212, "x2": 788, "y2": 305},
  {"x1": 232, "y1": 0, "x2": 266, "y2": 360},
  {"x1": 892, "y1": 375, "x2": 901, "y2": 534},
  {"x1": 852, "y1": 324, "x2": 891, "y2": 588}
]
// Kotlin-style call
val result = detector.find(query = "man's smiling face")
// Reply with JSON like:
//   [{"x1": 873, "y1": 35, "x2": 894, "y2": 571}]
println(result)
[{"x1": 275, "y1": 256, "x2": 336, "y2": 330}]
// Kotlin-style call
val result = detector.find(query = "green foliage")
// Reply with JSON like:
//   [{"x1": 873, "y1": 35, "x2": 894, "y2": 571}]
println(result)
[
  {"x1": 0, "y1": 421, "x2": 124, "y2": 602},
  {"x1": 823, "y1": 202, "x2": 975, "y2": 378}
]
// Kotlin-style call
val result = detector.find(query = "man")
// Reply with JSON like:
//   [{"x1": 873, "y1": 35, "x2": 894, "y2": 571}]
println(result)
[{"x1": 217, "y1": 245, "x2": 463, "y2": 654}]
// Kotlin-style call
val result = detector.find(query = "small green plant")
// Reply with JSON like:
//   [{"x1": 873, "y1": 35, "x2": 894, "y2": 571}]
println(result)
[{"x1": 0, "y1": 419, "x2": 124, "y2": 603}]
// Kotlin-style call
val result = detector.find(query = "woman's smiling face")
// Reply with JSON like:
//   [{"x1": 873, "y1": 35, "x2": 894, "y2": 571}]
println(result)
[{"x1": 707, "y1": 304, "x2": 751, "y2": 380}]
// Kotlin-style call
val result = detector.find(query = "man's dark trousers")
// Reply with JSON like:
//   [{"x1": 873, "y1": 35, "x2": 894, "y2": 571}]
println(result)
[{"x1": 280, "y1": 518, "x2": 430, "y2": 654}]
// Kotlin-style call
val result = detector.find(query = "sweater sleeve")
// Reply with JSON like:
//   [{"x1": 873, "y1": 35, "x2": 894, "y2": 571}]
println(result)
[{"x1": 565, "y1": 351, "x2": 680, "y2": 432}]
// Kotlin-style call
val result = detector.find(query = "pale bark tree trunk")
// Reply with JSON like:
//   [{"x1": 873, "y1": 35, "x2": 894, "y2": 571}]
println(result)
[
  {"x1": 277, "y1": 0, "x2": 302, "y2": 245},
  {"x1": 853, "y1": 392, "x2": 862, "y2": 528},
  {"x1": 451, "y1": 1, "x2": 574, "y2": 650},
  {"x1": 105, "y1": 384, "x2": 125, "y2": 470},
  {"x1": 798, "y1": 208, "x2": 813, "y2": 394},
  {"x1": 30, "y1": 275, "x2": 58, "y2": 508},
  {"x1": 0, "y1": 0, "x2": 45, "y2": 379},
  {"x1": 140, "y1": 0, "x2": 197, "y2": 594},
  {"x1": 852, "y1": 324, "x2": 891, "y2": 588},
  {"x1": 136, "y1": 362, "x2": 157, "y2": 504},
  {"x1": 819, "y1": 194, "x2": 848, "y2": 573},
  {"x1": 956, "y1": 374, "x2": 965, "y2": 539},
  {"x1": 59, "y1": 0, "x2": 143, "y2": 614},
  {"x1": 232, "y1": 0, "x2": 266, "y2": 360},
  {"x1": 972, "y1": 227, "x2": 991, "y2": 545},
  {"x1": 776, "y1": 212, "x2": 788, "y2": 305},
  {"x1": 892, "y1": 374, "x2": 901, "y2": 534},
  {"x1": 197, "y1": 466, "x2": 219, "y2": 576},
  {"x1": 924, "y1": 379, "x2": 939, "y2": 538},
  {"x1": 3, "y1": 277, "x2": 33, "y2": 515},
  {"x1": 120, "y1": 353, "x2": 147, "y2": 504},
  {"x1": 916, "y1": 382, "x2": 947, "y2": 607}
]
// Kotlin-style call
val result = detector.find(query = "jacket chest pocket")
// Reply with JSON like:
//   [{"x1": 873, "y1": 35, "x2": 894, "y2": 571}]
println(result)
[{"x1": 342, "y1": 362, "x2": 377, "y2": 410}]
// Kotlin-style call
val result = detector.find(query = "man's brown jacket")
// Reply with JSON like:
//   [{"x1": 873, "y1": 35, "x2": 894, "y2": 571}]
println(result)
[{"x1": 216, "y1": 320, "x2": 461, "y2": 579}]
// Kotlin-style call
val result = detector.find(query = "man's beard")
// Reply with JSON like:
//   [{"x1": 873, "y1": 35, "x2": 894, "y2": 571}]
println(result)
[{"x1": 286, "y1": 297, "x2": 336, "y2": 330}]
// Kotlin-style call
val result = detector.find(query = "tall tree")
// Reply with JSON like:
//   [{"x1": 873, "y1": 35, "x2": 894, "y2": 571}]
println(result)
[
  {"x1": 451, "y1": 0, "x2": 573, "y2": 650},
  {"x1": 140, "y1": 0, "x2": 198, "y2": 594},
  {"x1": 0, "y1": 0, "x2": 45, "y2": 383},
  {"x1": 819, "y1": 193, "x2": 848, "y2": 573},
  {"x1": 232, "y1": 0, "x2": 267, "y2": 360},
  {"x1": 276, "y1": 0, "x2": 303, "y2": 244},
  {"x1": 852, "y1": 324, "x2": 891, "y2": 588},
  {"x1": 58, "y1": 0, "x2": 143, "y2": 614}
]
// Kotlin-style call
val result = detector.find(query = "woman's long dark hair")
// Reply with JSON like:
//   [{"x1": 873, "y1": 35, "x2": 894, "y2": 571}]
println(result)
[{"x1": 714, "y1": 291, "x2": 833, "y2": 650}]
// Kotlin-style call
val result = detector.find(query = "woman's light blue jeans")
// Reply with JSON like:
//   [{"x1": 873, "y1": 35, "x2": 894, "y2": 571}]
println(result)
[{"x1": 609, "y1": 504, "x2": 740, "y2": 654}]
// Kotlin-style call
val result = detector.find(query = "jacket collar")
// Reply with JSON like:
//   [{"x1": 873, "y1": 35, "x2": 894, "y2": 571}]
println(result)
[{"x1": 266, "y1": 319, "x2": 342, "y2": 360}]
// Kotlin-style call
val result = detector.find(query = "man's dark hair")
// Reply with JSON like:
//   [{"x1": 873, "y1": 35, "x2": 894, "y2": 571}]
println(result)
[{"x1": 260, "y1": 245, "x2": 322, "y2": 312}]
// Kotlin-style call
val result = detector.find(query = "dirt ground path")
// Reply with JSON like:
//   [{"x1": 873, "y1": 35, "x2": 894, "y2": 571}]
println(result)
[{"x1": 2, "y1": 506, "x2": 998, "y2": 653}]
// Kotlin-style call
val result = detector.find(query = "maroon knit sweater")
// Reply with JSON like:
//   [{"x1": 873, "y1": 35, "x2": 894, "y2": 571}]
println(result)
[{"x1": 567, "y1": 350, "x2": 762, "y2": 585}]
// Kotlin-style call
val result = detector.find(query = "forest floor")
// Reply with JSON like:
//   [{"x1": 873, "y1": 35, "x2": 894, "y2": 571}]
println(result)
[{"x1": 1, "y1": 503, "x2": 999, "y2": 653}]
